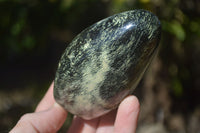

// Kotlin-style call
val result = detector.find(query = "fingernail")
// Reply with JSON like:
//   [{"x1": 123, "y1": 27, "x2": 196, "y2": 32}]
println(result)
[{"x1": 53, "y1": 102, "x2": 60, "y2": 107}]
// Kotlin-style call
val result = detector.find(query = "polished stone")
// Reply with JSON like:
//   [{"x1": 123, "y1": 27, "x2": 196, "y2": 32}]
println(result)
[{"x1": 54, "y1": 9, "x2": 161, "y2": 120}]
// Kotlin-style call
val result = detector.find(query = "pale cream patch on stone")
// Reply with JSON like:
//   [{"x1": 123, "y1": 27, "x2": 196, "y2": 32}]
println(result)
[
  {"x1": 148, "y1": 25, "x2": 156, "y2": 39},
  {"x1": 81, "y1": 48, "x2": 110, "y2": 92},
  {"x1": 84, "y1": 42, "x2": 90, "y2": 50}
]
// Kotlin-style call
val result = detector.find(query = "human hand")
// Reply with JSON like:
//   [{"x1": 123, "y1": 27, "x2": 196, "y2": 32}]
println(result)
[{"x1": 10, "y1": 83, "x2": 140, "y2": 133}]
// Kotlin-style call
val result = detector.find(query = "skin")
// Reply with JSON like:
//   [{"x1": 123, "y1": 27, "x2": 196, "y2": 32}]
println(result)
[{"x1": 10, "y1": 83, "x2": 140, "y2": 133}]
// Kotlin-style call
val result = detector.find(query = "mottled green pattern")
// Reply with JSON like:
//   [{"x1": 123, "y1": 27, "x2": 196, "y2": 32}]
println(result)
[{"x1": 54, "y1": 9, "x2": 161, "y2": 120}]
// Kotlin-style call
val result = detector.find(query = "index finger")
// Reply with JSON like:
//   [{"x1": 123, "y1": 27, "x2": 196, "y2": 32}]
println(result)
[{"x1": 114, "y1": 95, "x2": 140, "y2": 133}]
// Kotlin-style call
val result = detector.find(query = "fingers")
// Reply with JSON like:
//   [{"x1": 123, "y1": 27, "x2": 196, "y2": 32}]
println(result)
[
  {"x1": 67, "y1": 116, "x2": 100, "y2": 133},
  {"x1": 114, "y1": 95, "x2": 140, "y2": 133},
  {"x1": 96, "y1": 109, "x2": 117, "y2": 133},
  {"x1": 10, "y1": 103, "x2": 67, "y2": 133},
  {"x1": 68, "y1": 95, "x2": 139, "y2": 133},
  {"x1": 35, "y1": 83, "x2": 55, "y2": 112}
]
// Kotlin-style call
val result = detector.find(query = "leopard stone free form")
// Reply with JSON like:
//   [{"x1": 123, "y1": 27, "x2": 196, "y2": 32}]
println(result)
[{"x1": 54, "y1": 9, "x2": 161, "y2": 120}]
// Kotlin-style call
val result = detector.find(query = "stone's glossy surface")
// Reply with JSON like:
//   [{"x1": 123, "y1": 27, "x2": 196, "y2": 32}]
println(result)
[{"x1": 54, "y1": 9, "x2": 161, "y2": 120}]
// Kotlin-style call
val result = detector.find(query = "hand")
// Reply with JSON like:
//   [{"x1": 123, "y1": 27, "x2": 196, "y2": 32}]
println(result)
[{"x1": 10, "y1": 83, "x2": 140, "y2": 133}]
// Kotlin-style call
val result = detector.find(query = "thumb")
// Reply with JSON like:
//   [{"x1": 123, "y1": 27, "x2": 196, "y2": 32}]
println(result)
[{"x1": 10, "y1": 103, "x2": 67, "y2": 133}]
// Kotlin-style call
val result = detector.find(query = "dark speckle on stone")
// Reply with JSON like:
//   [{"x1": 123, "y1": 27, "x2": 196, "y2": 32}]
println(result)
[{"x1": 54, "y1": 9, "x2": 161, "y2": 120}]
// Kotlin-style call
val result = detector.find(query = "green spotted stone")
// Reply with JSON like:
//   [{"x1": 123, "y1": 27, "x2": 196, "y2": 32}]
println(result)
[{"x1": 54, "y1": 9, "x2": 161, "y2": 120}]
